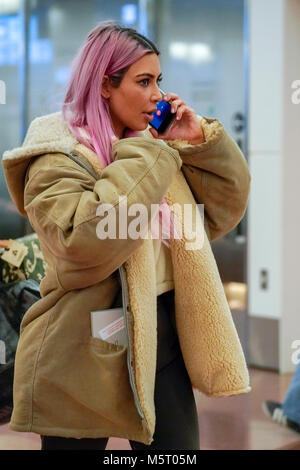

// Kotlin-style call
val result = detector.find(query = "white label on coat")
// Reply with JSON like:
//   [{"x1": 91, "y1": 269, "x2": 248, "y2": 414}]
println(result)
[
  {"x1": 99, "y1": 316, "x2": 125, "y2": 340},
  {"x1": 90, "y1": 308, "x2": 127, "y2": 347}
]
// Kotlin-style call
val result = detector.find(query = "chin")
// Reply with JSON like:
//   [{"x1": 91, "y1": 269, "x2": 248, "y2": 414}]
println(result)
[
  {"x1": 126, "y1": 122, "x2": 149, "y2": 134},
  {"x1": 132, "y1": 122, "x2": 149, "y2": 130}
]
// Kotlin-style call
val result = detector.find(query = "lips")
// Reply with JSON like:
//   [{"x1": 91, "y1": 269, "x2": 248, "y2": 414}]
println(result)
[{"x1": 144, "y1": 110, "x2": 156, "y2": 119}]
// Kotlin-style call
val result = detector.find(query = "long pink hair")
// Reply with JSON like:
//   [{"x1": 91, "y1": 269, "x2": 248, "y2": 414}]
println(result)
[{"x1": 62, "y1": 21, "x2": 179, "y2": 247}]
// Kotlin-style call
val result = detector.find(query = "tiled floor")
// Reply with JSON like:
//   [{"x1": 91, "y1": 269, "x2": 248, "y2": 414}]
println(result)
[{"x1": 1, "y1": 367, "x2": 300, "y2": 450}]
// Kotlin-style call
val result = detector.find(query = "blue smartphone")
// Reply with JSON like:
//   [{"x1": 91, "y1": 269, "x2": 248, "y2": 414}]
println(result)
[{"x1": 149, "y1": 88, "x2": 176, "y2": 134}]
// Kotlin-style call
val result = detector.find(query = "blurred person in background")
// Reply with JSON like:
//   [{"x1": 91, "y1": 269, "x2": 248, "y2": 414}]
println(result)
[{"x1": 263, "y1": 358, "x2": 300, "y2": 434}]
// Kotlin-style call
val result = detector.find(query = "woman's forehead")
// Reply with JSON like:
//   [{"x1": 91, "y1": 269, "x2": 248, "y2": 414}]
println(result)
[{"x1": 127, "y1": 54, "x2": 161, "y2": 76}]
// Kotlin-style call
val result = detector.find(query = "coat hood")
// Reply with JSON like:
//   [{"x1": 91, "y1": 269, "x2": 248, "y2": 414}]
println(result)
[{"x1": 2, "y1": 112, "x2": 79, "y2": 218}]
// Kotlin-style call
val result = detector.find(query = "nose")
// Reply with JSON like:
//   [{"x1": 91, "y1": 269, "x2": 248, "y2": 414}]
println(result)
[{"x1": 151, "y1": 84, "x2": 162, "y2": 103}]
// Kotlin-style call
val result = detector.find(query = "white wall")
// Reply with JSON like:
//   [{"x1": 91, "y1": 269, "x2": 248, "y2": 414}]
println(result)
[
  {"x1": 248, "y1": 0, "x2": 284, "y2": 321},
  {"x1": 281, "y1": 0, "x2": 300, "y2": 373}
]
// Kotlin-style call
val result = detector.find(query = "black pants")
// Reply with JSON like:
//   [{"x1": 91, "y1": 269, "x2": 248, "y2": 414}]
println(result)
[{"x1": 40, "y1": 291, "x2": 200, "y2": 450}]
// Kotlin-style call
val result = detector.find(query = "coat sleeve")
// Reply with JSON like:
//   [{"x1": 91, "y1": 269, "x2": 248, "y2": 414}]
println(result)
[
  {"x1": 165, "y1": 115, "x2": 251, "y2": 241},
  {"x1": 24, "y1": 137, "x2": 182, "y2": 291}
]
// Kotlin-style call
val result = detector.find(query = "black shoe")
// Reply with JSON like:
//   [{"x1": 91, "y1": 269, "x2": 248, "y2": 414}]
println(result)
[
  {"x1": 262, "y1": 400, "x2": 300, "y2": 434},
  {"x1": 0, "y1": 403, "x2": 13, "y2": 425}
]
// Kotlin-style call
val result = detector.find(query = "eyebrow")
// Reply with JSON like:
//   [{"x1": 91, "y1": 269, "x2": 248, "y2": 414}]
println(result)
[{"x1": 135, "y1": 73, "x2": 163, "y2": 79}]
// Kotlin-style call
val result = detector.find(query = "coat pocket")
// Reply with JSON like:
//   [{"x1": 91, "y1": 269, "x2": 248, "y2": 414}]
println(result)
[
  {"x1": 81, "y1": 336, "x2": 141, "y2": 430},
  {"x1": 88, "y1": 335, "x2": 127, "y2": 354}
]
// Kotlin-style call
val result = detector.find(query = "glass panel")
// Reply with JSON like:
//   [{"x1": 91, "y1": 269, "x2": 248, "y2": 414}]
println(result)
[
  {"x1": 0, "y1": 3, "x2": 24, "y2": 239},
  {"x1": 154, "y1": 0, "x2": 246, "y2": 146},
  {"x1": 27, "y1": 0, "x2": 139, "y2": 121}
]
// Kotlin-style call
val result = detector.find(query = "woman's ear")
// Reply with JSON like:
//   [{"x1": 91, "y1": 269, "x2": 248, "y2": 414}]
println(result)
[{"x1": 101, "y1": 75, "x2": 111, "y2": 100}]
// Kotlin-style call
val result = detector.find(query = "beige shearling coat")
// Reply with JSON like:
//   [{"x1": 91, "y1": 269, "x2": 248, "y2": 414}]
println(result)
[{"x1": 2, "y1": 111, "x2": 251, "y2": 445}]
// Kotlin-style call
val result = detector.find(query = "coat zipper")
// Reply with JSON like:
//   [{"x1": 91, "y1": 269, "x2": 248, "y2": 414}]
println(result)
[{"x1": 118, "y1": 265, "x2": 151, "y2": 434}]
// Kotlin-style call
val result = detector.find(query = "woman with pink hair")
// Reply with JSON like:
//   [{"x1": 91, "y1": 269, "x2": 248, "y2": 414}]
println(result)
[{"x1": 2, "y1": 21, "x2": 251, "y2": 450}]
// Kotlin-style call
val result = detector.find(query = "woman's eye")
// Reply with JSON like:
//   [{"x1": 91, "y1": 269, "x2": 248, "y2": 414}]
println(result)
[{"x1": 139, "y1": 78, "x2": 163, "y2": 87}]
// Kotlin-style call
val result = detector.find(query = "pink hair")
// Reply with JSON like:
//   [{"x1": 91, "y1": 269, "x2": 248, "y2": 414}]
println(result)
[{"x1": 62, "y1": 21, "x2": 179, "y2": 248}]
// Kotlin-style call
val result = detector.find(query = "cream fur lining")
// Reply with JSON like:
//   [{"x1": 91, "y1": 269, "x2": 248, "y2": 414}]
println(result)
[{"x1": 165, "y1": 115, "x2": 222, "y2": 149}]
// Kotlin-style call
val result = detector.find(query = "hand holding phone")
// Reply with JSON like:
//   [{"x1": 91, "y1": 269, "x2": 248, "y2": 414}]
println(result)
[
  {"x1": 149, "y1": 88, "x2": 176, "y2": 134},
  {"x1": 149, "y1": 89, "x2": 205, "y2": 144}
]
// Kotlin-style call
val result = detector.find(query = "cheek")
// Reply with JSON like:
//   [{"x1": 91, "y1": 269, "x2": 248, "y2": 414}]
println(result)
[
  {"x1": 127, "y1": 97, "x2": 144, "y2": 118},
  {"x1": 112, "y1": 88, "x2": 146, "y2": 119},
  {"x1": 109, "y1": 94, "x2": 128, "y2": 118},
  {"x1": 120, "y1": 92, "x2": 138, "y2": 115},
  {"x1": 128, "y1": 88, "x2": 147, "y2": 106}
]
